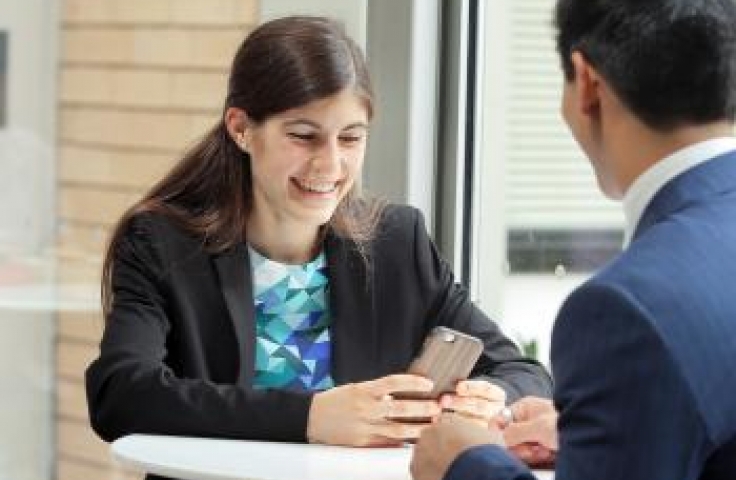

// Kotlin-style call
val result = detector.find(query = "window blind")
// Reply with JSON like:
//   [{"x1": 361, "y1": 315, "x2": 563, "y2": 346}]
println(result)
[{"x1": 504, "y1": 0, "x2": 622, "y2": 229}]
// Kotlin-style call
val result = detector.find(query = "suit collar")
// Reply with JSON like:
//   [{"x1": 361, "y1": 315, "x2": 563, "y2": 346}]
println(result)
[
  {"x1": 213, "y1": 243, "x2": 254, "y2": 386},
  {"x1": 324, "y1": 230, "x2": 377, "y2": 384},
  {"x1": 634, "y1": 150, "x2": 736, "y2": 240}
]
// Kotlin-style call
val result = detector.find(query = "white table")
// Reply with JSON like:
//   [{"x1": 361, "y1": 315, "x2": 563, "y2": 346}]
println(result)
[{"x1": 112, "y1": 434, "x2": 554, "y2": 480}]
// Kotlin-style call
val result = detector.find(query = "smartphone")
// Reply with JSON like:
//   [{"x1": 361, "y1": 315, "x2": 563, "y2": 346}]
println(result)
[{"x1": 395, "y1": 326, "x2": 484, "y2": 400}]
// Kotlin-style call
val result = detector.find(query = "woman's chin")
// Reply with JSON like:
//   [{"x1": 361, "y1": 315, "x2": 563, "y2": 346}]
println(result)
[{"x1": 291, "y1": 204, "x2": 338, "y2": 229}]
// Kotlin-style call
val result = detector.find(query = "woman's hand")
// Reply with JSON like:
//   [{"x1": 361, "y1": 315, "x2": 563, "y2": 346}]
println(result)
[
  {"x1": 438, "y1": 380, "x2": 506, "y2": 426},
  {"x1": 306, "y1": 374, "x2": 442, "y2": 446}
]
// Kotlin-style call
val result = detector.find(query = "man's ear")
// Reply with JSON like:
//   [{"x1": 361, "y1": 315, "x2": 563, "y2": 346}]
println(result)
[
  {"x1": 570, "y1": 51, "x2": 601, "y2": 116},
  {"x1": 224, "y1": 107, "x2": 252, "y2": 151}
]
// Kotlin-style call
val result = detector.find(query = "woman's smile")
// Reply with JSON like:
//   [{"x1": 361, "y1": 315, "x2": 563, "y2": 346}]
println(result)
[{"x1": 291, "y1": 177, "x2": 340, "y2": 195}]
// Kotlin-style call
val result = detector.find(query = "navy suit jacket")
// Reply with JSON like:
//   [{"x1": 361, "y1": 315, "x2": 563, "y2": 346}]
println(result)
[{"x1": 445, "y1": 151, "x2": 736, "y2": 480}]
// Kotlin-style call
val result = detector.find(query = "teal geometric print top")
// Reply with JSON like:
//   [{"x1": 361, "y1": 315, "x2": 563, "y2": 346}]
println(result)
[{"x1": 248, "y1": 246, "x2": 335, "y2": 391}]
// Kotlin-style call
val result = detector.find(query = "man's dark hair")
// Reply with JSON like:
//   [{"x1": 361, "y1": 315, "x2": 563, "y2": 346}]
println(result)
[{"x1": 554, "y1": 0, "x2": 736, "y2": 130}]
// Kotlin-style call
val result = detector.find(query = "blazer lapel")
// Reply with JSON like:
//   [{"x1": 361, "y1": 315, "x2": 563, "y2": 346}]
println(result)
[
  {"x1": 326, "y1": 232, "x2": 378, "y2": 384},
  {"x1": 634, "y1": 151, "x2": 736, "y2": 240},
  {"x1": 213, "y1": 244, "x2": 255, "y2": 387}
]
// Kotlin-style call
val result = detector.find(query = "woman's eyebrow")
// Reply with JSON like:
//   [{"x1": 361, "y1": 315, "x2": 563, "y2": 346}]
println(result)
[
  {"x1": 282, "y1": 119, "x2": 369, "y2": 131},
  {"x1": 342, "y1": 122, "x2": 369, "y2": 131},
  {"x1": 282, "y1": 119, "x2": 320, "y2": 129}
]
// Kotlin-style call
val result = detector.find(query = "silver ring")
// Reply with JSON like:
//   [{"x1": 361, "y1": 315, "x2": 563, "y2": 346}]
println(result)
[{"x1": 498, "y1": 406, "x2": 515, "y2": 428}]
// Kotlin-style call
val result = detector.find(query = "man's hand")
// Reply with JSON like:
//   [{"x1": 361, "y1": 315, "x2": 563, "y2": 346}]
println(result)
[
  {"x1": 410, "y1": 412, "x2": 503, "y2": 480},
  {"x1": 307, "y1": 374, "x2": 442, "y2": 446},
  {"x1": 504, "y1": 396, "x2": 558, "y2": 467}
]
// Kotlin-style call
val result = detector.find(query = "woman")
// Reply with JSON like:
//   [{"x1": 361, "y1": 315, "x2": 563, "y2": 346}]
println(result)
[{"x1": 86, "y1": 16, "x2": 551, "y2": 449}]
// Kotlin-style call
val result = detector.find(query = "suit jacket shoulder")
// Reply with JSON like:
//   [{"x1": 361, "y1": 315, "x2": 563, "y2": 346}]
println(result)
[{"x1": 549, "y1": 154, "x2": 736, "y2": 479}]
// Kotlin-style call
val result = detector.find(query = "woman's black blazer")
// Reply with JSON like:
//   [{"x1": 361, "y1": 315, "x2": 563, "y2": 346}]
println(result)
[{"x1": 86, "y1": 205, "x2": 551, "y2": 443}]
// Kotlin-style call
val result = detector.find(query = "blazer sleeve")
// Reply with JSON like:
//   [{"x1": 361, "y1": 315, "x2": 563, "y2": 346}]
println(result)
[
  {"x1": 85, "y1": 216, "x2": 313, "y2": 443},
  {"x1": 444, "y1": 445, "x2": 537, "y2": 480},
  {"x1": 408, "y1": 208, "x2": 552, "y2": 402},
  {"x1": 550, "y1": 282, "x2": 710, "y2": 480}
]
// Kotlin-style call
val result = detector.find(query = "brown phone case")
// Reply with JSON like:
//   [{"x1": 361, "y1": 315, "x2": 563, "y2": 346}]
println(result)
[{"x1": 394, "y1": 326, "x2": 484, "y2": 400}]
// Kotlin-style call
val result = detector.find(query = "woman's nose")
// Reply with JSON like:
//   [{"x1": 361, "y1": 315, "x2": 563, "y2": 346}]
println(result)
[{"x1": 311, "y1": 141, "x2": 342, "y2": 175}]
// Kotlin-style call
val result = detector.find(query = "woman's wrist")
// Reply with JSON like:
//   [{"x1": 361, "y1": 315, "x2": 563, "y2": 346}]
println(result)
[{"x1": 306, "y1": 389, "x2": 326, "y2": 443}]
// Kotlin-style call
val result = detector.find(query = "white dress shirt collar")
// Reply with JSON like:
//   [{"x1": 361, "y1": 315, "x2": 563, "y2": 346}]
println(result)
[{"x1": 622, "y1": 137, "x2": 736, "y2": 247}]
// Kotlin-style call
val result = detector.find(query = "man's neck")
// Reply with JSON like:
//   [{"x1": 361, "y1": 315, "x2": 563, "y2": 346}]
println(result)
[{"x1": 611, "y1": 120, "x2": 735, "y2": 195}]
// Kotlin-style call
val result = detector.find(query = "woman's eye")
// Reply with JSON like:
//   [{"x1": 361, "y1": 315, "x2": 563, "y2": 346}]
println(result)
[
  {"x1": 289, "y1": 132, "x2": 315, "y2": 141},
  {"x1": 339, "y1": 135, "x2": 363, "y2": 144}
]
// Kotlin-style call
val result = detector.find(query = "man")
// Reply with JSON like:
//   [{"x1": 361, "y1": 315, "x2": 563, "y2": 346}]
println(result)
[{"x1": 411, "y1": 0, "x2": 736, "y2": 479}]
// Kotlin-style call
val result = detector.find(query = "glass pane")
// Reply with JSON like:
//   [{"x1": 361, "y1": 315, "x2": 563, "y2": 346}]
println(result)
[
  {"x1": 0, "y1": 17, "x2": 57, "y2": 478},
  {"x1": 0, "y1": 30, "x2": 6, "y2": 127},
  {"x1": 475, "y1": 0, "x2": 625, "y2": 365}
]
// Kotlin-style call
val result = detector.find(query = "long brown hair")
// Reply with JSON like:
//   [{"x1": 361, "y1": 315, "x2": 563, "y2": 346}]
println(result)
[{"x1": 102, "y1": 16, "x2": 385, "y2": 315}]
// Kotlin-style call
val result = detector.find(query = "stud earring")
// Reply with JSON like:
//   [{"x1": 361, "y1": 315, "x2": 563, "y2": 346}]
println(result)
[{"x1": 238, "y1": 134, "x2": 249, "y2": 153}]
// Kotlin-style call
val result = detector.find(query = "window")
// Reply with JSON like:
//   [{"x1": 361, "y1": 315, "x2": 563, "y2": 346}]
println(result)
[
  {"x1": 0, "y1": 31, "x2": 7, "y2": 127},
  {"x1": 471, "y1": 0, "x2": 624, "y2": 363}
]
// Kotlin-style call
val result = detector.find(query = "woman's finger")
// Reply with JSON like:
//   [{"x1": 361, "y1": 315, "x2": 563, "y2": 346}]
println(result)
[
  {"x1": 504, "y1": 415, "x2": 558, "y2": 450},
  {"x1": 371, "y1": 419, "x2": 431, "y2": 441},
  {"x1": 509, "y1": 443, "x2": 556, "y2": 467},
  {"x1": 363, "y1": 374, "x2": 434, "y2": 397},
  {"x1": 455, "y1": 380, "x2": 506, "y2": 403},
  {"x1": 382, "y1": 398, "x2": 441, "y2": 421},
  {"x1": 440, "y1": 395, "x2": 498, "y2": 421}
]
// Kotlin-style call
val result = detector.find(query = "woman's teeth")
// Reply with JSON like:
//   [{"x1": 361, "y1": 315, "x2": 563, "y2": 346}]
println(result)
[{"x1": 295, "y1": 179, "x2": 337, "y2": 193}]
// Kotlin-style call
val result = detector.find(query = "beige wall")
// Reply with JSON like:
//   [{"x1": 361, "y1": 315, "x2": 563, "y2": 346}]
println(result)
[{"x1": 55, "y1": 1, "x2": 257, "y2": 479}]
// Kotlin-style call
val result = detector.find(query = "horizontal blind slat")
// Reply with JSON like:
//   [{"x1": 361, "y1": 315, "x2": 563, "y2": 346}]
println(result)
[{"x1": 504, "y1": 0, "x2": 623, "y2": 229}]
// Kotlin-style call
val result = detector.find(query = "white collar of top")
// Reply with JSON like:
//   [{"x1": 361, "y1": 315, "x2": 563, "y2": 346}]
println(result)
[{"x1": 622, "y1": 137, "x2": 736, "y2": 248}]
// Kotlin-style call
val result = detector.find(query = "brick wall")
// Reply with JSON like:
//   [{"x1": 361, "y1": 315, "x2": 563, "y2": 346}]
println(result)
[{"x1": 54, "y1": 1, "x2": 257, "y2": 478}]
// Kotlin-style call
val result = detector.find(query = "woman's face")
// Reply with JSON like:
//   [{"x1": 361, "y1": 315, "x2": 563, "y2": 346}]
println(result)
[{"x1": 244, "y1": 89, "x2": 369, "y2": 229}]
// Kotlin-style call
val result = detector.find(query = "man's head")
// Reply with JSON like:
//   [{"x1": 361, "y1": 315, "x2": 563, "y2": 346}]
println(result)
[{"x1": 554, "y1": 0, "x2": 736, "y2": 196}]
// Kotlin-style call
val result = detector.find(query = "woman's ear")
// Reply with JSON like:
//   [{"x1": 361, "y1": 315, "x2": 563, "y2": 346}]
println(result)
[{"x1": 224, "y1": 107, "x2": 251, "y2": 152}]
